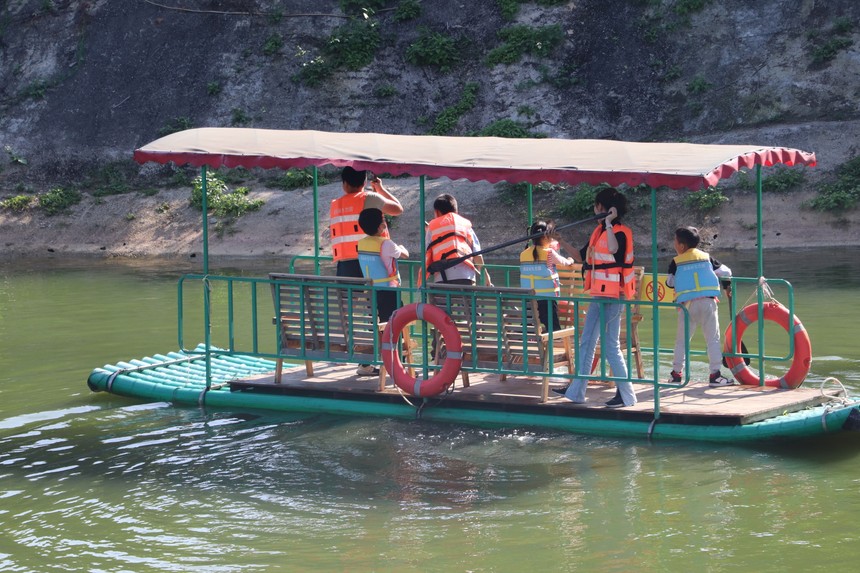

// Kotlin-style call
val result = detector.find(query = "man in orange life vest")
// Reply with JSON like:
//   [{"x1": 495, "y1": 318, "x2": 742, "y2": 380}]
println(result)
[
  {"x1": 424, "y1": 193, "x2": 491, "y2": 286},
  {"x1": 330, "y1": 166, "x2": 403, "y2": 279}
]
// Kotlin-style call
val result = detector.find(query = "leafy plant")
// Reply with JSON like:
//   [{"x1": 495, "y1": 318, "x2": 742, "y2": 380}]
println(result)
[
  {"x1": 674, "y1": 0, "x2": 710, "y2": 16},
  {"x1": 340, "y1": 0, "x2": 387, "y2": 15},
  {"x1": 374, "y1": 84, "x2": 398, "y2": 98},
  {"x1": 811, "y1": 37, "x2": 853, "y2": 65},
  {"x1": 738, "y1": 166, "x2": 806, "y2": 193},
  {"x1": 39, "y1": 187, "x2": 82, "y2": 216},
  {"x1": 88, "y1": 160, "x2": 137, "y2": 197},
  {"x1": 558, "y1": 183, "x2": 605, "y2": 220},
  {"x1": 190, "y1": 172, "x2": 264, "y2": 217},
  {"x1": 265, "y1": 167, "x2": 330, "y2": 190},
  {"x1": 686, "y1": 75, "x2": 710, "y2": 95},
  {"x1": 393, "y1": 0, "x2": 421, "y2": 21},
  {"x1": 263, "y1": 33, "x2": 283, "y2": 56},
  {"x1": 157, "y1": 117, "x2": 193, "y2": 137},
  {"x1": 429, "y1": 82, "x2": 479, "y2": 135},
  {"x1": 4, "y1": 145, "x2": 27, "y2": 165},
  {"x1": 296, "y1": 20, "x2": 381, "y2": 86},
  {"x1": 807, "y1": 155, "x2": 860, "y2": 212},
  {"x1": 231, "y1": 108, "x2": 250, "y2": 126},
  {"x1": 477, "y1": 119, "x2": 543, "y2": 138},
  {"x1": 683, "y1": 186, "x2": 728, "y2": 212},
  {"x1": 486, "y1": 24, "x2": 563, "y2": 66},
  {"x1": 207, "y1": 81, "x2": 222, "y2": 96},
  {"x1": 0, "y1": 195, "x2": 34, "y2": 212},
  {"x1": 497, "y1": 0, "x2": 566, "y2": 21},
  {"x1": 405, "y1": 29, "x2": 460, "y2": 72}
]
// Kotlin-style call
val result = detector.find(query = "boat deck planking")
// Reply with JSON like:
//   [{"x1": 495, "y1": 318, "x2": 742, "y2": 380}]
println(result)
[{"x1": 229, "y1": 362, "x2": 837, "y2": 427}]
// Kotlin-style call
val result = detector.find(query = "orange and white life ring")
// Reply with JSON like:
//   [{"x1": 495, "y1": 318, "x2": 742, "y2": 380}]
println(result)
[
  {"x1": 381, "y1": 303, "x2": 462, "y2": 397},
  {"x1": 723, "y1": 302, "x2": 812, "y2": 389}
]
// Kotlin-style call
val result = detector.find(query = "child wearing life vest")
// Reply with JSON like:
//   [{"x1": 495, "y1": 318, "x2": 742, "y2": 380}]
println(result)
[
  {"x1": 357, "y1": 208, "x2": 409, "y2": 323},
  {"x1": 666, "y1": 226, "x2": 733, "y2": 387},
  {"x1": 519, "y1": 220, "x2": 574, "y2": 332}
]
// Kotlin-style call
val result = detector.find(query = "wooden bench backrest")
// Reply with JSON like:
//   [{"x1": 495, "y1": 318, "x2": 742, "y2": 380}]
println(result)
[
  {"x1": 555, "y1": 264, "x2": 645, "y2": 327},
  {"x1": 426, "y1": 284, "x2": 548, "y2": 371},
  {"x1": 269, "y1": 273, "x2": 377, "y2": 362}
]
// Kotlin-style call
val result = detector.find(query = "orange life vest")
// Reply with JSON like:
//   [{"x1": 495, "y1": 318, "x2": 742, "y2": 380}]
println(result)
[
  {"x1": 584, "y1": 223, "x2": 635, "y2": 299},
  {"x1": 329, "y1": 191, "x2": 388, "y2": 261},
  {"x1": 425, "y1": 212, "x2": 477, "y2": 277}
]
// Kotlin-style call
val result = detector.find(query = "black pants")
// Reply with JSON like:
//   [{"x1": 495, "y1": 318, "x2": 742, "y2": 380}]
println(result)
[{"x1": 538, "y1": 299, "x2": 561, "y2": 333}]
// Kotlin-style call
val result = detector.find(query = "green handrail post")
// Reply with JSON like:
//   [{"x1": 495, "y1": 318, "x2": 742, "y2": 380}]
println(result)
[
  {"x1": 200, "y1": 165, "x2": 213, "y2": 389},
  {"x1": 650, "y1": 185, "x2": 661, "y2": 419},
  {"x1": 756, "y1": 164, "x2": 766, "y2": 385},
  {"x1": 313, "y1": 166, "x2": 320, "y2": 275}
]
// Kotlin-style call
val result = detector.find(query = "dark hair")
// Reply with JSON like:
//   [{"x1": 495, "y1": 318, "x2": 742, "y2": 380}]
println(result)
[
  {"x1": 594, "y1": 186, "x2": 628, "y2": 221},
  {"x1": 529, "y1": 220, "x2": 555, "y2": 260},
  {"x1": 675, "y1": 226, "x2": 700, "y2": 248},
  {"x1": 433, "y1": 193, "x2": 458, "y2": 215},
  {"x1": 358, "y1": 208, "x2": 384, "y2": 235},
  {"x1": 342, "y1": 166, "x2": 367, "y2": 189}
]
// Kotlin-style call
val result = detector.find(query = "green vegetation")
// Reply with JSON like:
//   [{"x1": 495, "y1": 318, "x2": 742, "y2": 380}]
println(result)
[
  {"x1": 207, "y1": 81, "x2": 222, "y2": 96},
  {"x1": 807, "y1": 155, "x2": 860, "y2": 212},
  {"x1": 263, "y1": 33, "x2": 283, "y2": 56},
  {"x1": 558, "y1": 183, "x2": 605, "y2": 220},
  {"x1": 683, "y1": 186, "x2": 728, "y2": 213},
  {"x1": 296, "y1": 20, "x2": 381, "y2": 86},
  {"x1": 737, "y1": 166, "x2": 807, "y2": 193},
  {"x1": 477, "y1": 119, "x2": 543, "y2": 138},
  {"x1": 157, "y1": 116, "x2": 193, "y2": 137},
  {"x1": 22, "y1": 80, "x2": 50, "y2": 100},
  {"x1": 496, "y1": 0, "x2": 567, "y2": 21},
  {"x1": 339, "y1": 0, "x2": 387, "y2": 15},
  {"x1": 486, "y1": 24, "x2": 563, "y2": 66},
  {"x1": 495, "y1": 180, "x2": 567, "y2": 206},
  {"x1": 88, "y1": 160, "x2": 138, "y2": 197},
  {"x1": 394, "y1": 0, "x2": 421, "y2": 21},
  {"x1": 429, "y1": 82, "x2": 479, "y2": 135},
  {"x1": 808, "y1": 17, "x2": 855, "y2": 64},
  {"x1": 405, "y1": 29, "x2": 460, "y2": 72},
  {"x1": 231, "y1": 108, "x2": 251, "y2": 126},
  {"x1": 0, "y1": 195, "x2": 34, "y2": 212},
  {"x1": 674, "y1": 0, "x2": 710, "y2": 16},
  {"x1": 686, "y1": 75, "x2": 710, "y2": 95},
  {"x1": 191, "y1": 172, "x2": 264, "y2": 217},
  {"x1": 4, "y1": 145, "x2": 27, "y2": 165},
  {"x1": 374, "y1": 84, "x2": 398, "y2": 98},
  {"x1": 265, "y1": 167, "x2": 331, "y2": 191},
  {"x1": 39, "y1": 187, "x2": 82, "y2": 216}
]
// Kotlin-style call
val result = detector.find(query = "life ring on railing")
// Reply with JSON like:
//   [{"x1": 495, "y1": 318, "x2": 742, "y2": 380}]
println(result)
[
  {"x1": 381, "y1": 303, "x2": 462, "y2": 397},
  {"x1": 723, "y1": 302, "x2": 812, "y2": 389}
]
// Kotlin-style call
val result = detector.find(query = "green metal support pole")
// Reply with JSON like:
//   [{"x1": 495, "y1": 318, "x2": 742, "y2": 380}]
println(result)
[
  {"x1": 650, "y1": 185, "x2": 660, "y2": 419},
  {"x1": 755, "y1": 165, "x2": 765, "y2": 384},
  {"x1": 527, "y1": 183, "x2": 533, "y2": 229},
  {"x1": 419, "y1": 176, "x2": 428, "y2": 379},
  {"x1": 313, "y1": 166, "x2": 320, "y2": 275},
  {"x1": 201, "y1": 165, "x2": 212, "y2": 389}
]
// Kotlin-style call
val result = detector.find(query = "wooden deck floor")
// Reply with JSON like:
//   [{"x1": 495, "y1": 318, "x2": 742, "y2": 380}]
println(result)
[{"x1": 229, "y1": 362, "x2": 840, "y2": 426}]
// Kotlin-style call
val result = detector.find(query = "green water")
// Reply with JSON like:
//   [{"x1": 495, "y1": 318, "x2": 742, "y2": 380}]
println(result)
[{"x1": 1, "y1": 252, "x2": 859, "y2": 572}]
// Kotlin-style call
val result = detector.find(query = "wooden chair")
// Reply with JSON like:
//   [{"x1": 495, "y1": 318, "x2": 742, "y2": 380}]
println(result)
[
  {"x1": 556, "y1": 264, "x2": 645, "y2": 379},
  {"x1": 269, "y1": 273, "x2": 413, "y2": 390},
  {"x1": 427, "y1": 284, "x2": 575, "y2": 402}
]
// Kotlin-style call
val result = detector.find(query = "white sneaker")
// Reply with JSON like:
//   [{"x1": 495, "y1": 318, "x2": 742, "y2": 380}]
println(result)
[
  {"x1": 709, "y1": 372, "x2": 733, "y2": 387},
  {"x1": 355, "y1": 364, "x2": 380, "y2": 376}
]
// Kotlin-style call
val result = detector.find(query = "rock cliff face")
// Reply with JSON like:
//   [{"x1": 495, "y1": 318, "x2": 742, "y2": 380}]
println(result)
[{"x1": 0, "y1": 0, "x2": 859, "y2": 258}]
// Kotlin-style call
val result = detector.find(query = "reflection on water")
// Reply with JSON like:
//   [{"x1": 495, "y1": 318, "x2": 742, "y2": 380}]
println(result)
[{"x1": 0, "y1": 253, "x2": 859, "y2": 571}]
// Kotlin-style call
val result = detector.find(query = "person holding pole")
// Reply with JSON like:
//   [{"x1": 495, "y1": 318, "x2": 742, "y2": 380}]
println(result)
[{"x1": 424, "y1": 194, "x2": 492, "y2": 286}]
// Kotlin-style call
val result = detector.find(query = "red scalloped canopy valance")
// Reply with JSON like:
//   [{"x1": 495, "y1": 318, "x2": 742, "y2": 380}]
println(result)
[{"x1": 134, "y1": 128, "x2": 816, "y2": 190}]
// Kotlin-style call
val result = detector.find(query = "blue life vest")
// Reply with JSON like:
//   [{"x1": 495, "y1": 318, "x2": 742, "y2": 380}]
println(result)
[
  {"x1": 673, "y1": 248, "x2": 720, "y2": 302},
  {"x1": 519, "y1": 246, "x2": 559, "y2": 297},
  {"x1": 357, "y1": 236, "x2": 400, "y2": 286}
]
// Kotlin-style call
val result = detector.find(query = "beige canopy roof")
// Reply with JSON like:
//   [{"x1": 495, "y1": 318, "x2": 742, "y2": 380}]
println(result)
[{"x1": 134, "y1": 128, "x2": 816, "y2": 190}]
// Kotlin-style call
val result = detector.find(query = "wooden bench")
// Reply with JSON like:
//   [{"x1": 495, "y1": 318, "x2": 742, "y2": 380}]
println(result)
[
  {"x1": 269, "y1": 273, "x2": 412, "y2": 390},
  {"x1": 426, "y1": 283, "x2": 575, "y2": 403},
  {"x1": 556, "y1": 263, "x2": 645, "y2": 379}
]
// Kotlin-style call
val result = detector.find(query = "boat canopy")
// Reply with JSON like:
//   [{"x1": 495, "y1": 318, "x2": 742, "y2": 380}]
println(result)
[{"x1": 134, "y1": 128, "x2": 816, "y2": 190}]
